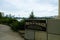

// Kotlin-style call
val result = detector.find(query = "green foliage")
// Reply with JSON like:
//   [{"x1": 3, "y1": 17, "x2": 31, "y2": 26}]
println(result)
[
  {"x1": 10, "y1": 21, "x2": 19, "y2": 32},
  {"x1": 19, "y1": 19, "x2": 25, "y2": 30},
  {"x1": 10, "y1": 19, "x2": 25, "y2": 31},
  {"x1": 0, "y1": 13, "x2": 19, "y2": 32},
  {"x1": 0, "y1": 11, "x2": 54, "y2": 32}
]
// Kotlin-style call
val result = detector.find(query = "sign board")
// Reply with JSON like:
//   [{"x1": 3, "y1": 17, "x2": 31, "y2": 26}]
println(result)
[
  {"x1": 25, "y1": 19, "x2": 47, "y2": 30},
  {"x1": 25, "y1": 19, "x2": 46, "y2": 26}
]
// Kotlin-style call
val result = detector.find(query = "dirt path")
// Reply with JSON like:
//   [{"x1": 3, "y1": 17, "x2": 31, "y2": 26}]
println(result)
[{"x1": 0, "y1": 24, "x2": 24, "y2": 40}]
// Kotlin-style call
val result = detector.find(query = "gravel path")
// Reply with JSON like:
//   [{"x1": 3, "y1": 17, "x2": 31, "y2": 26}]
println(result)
[{"x1": 0, "y1": 24, "x2": 24, "y2": 40}]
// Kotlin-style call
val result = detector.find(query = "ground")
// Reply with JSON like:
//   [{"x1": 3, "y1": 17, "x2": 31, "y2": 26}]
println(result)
[{"x1": 0, "y1": 24, "x2": 24, "y2": 40}]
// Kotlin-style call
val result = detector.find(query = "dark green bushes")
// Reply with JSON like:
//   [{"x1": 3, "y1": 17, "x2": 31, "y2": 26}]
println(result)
[{"x1": 0, "y1": 12, "x2": 25, "y2": 32}]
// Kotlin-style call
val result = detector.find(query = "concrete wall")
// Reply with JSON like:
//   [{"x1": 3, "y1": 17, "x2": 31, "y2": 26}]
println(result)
[
  {"x1": 48, "y1": 34, "x2": 60, "y2": 40},
  {"x1": 47, "y1": 19, "x2": 60, "y2": 34},
  {"x1": 25, "y1": 29, "x2": 47, "y2": 40},
  {"x1": 47, "y1": 19, "x2": 60, "y2": 40},
  {"x1": 35, "y1": 31, "x2": 47, "y2": 40},
  {"x1": 25, "y1": 29, "x2": 35, "y2": 40}
]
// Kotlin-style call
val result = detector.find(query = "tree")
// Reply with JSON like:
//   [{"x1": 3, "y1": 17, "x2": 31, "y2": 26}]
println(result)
[
  {"x1": 0, "y1": 12, "x2": 3, "y2": 18},
  {"x1": 29, "y1": 11, "x2": 35, "y2": 19}
]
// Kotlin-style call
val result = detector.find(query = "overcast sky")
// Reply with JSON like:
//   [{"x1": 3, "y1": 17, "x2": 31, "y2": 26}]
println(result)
[{"x1": 0, "y1": 0, "x2": 58, "y2": 17}]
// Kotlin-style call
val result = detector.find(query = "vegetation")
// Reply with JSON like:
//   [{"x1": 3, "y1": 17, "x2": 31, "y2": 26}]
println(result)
[
  {"x1": 0, "y1": 11, "x2": 54, "y2": 32},
  {"x1": 0, "y1": 12, "x2": 25, "y2": 32}
]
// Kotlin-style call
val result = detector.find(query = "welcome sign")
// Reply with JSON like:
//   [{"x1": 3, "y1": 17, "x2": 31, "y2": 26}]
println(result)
[
  {"x1": 25, "y1": 19, "x2": 47, "y2": 31},
  {"x1": 26, "y1": 22, "x2": 46, "y2": 27},
  {"x1": 25, "y1": 19, "x2": 46, "y2": 27}
]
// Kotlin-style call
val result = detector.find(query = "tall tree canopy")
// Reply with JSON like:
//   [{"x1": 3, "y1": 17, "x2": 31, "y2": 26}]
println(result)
[
  {"x1": 0, "y1": 12, "x2": 3, "y2": 18},
  {"x1": 29, "y1": 11, "x2": 35, "y2": 19}
]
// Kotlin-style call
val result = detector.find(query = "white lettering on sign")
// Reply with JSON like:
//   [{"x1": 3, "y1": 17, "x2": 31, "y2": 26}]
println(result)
[{"x1": 26, "y1": 22, "x2": 46, "y2": 27}]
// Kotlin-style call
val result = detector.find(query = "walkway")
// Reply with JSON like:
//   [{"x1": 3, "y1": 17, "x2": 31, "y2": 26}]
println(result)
[{"x1": 0, "y1": 24, "x2": 24, "y2": 40}]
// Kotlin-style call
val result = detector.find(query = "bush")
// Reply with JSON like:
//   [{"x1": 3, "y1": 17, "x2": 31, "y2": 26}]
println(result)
[{"x1": 9, "y1": 21, "x2": 19, "y2": 32}]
